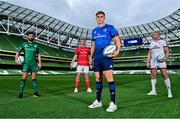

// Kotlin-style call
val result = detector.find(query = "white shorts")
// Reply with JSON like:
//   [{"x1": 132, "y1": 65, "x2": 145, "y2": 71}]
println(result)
[
  {"x1": 150, "y1": 59, "x2": 167, "y2": 69},
  {"x1": 76, "y1": 65, "x2": 89, "y2": 73}
]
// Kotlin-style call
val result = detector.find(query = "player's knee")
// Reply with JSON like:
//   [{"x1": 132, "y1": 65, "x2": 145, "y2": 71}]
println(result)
[
  {"x1": 151, "y1": 76, "x2": 156, "y2": 79},
  {"x1": 162, "y1": 75, "x2": 168, "y2": 80},
  {"x1": 22, "y1": 77, "x2": 27, "y2": 80},
  {"x1": 31, "y1": 75, "x2": 36, "y2": 79},
  {"x1": 22, "y1": 74, "x2": 27, "y2": 79},
  {"x1": 150, "y1": 74, "x2": 156, "y2": 79},
  {"x1": 76, "y1": 75, "x2": 80, "y2": 79},
  {"x1": 104, "y1": 73, "x2": 113, "y2": 81},
  {"x1": 84, "y1": 73, "x2": 89, "y2": 78}
]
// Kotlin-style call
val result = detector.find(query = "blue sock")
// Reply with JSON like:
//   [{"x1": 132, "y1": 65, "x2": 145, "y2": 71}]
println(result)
[
  {"x1": 108, "y1": 81, "x2": 116, "y2": 104},
  {"x1": 96, "y1": 81, "x2": 103, "y2": 102}
]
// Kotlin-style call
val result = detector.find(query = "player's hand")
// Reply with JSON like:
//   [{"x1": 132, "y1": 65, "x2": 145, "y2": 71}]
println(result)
[
  {"x1": 162, "y1": 57, "x2": 167, "y2": 62},
  {"x1": 108, "y1": 50, "x2": 119, "y2": 58},
  {"x1": 15, "y1": 59, "x2": 21, "y2": 65},
  {"x1": 147, "y1": 62, "x2": 150, "y2": 68},
  {"x1": 89, "y1": 57, "x2": 93, "y2": 65},
  {"x1": 70, "y1": 62, "x2": 73, "y2": 69},
  {"x1": 38, "y1": 63, "x2": 42, "y2": 69},
  {"x1": 15, "y1": 59, "x2": 19, "y2": 64},
  {"x1": 89, "y1": 64, "x2": 93, "y2": 70}
]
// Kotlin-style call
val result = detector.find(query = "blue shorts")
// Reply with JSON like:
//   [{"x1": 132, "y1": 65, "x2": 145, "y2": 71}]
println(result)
[{"x1": 93, "y1": 57, "x2": 113, "y2": 72}]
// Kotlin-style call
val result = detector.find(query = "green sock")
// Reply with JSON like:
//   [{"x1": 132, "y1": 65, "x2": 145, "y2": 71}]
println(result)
[
  {"x1": 19, "y1": 79, "x2": 26, "y2": 94},
  {"x1": 32, "y1": 79, "x2": 38, "y2": 93}
]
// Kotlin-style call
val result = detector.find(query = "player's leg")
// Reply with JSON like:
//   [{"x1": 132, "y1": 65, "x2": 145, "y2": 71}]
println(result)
[
  {"x1": 103, "y1": 58, "x2": 117, "y2": 112},
  {"x1": 18, "y1": 63, "x2": 29, "y2": 99},
  {"x1": 30, "y1": 63, "x2": 40, "y2": 97},
  {"x1": 88, "y1": 59, "x2": 103, "y2": 108},
  {"x1": 160, "y1": 68, "x2": 173, "y2": 98},
  {"x1": 31, "y1": 72, "x2": 40, "y2": 97},
  {"x1": 104, "y1": 70, "x2": 117, "y2": 112},
  {"x1": 74, "y1": 65, "x2": 82, "y2": 93},
  {"x1": 84, "y1": 66, "x2": 92, "y2": 92},
  {"x1": 147, "y1": 68, "x2": 157, "y2": 95},
  {"x1": 18, "y1": 72, "x2": 28, "y2": 98},
  {"x1": 74, "y1": 72, "x2": 81, "y2": 93},
  {"x1": 95, "y1": 71, "x2": 103, "y2": 101},
  {"x1": 88, "y1": 71, "x2": 103, "y2": 108}
]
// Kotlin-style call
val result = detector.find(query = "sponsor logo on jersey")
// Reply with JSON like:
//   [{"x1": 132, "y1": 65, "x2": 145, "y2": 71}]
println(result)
[
  {"x1": 151, "y1": 45, "x2": 160, "y2": 49},
  {"x1": 94, "y1": 34, "x2": 106, "y2": 39}
]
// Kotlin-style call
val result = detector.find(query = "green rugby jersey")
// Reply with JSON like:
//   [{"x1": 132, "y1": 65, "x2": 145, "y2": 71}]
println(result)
[{"x1": 18, "y1": 41, "x2": 40, "y2": 62}]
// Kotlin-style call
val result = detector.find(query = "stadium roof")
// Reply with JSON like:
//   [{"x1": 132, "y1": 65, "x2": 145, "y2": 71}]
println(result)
[{"x1": 0, "y1": 1, "x2": 180, "y2": 49}]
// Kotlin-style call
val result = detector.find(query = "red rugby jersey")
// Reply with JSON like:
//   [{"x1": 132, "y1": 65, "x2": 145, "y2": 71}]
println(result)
[{"x1": 75, "y1": 47, "x2": 90, "y2": 66}]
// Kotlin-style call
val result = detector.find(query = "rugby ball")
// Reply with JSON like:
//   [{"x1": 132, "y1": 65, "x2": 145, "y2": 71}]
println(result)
[
  {"x1": 18, "y1": 56, "x2": 24, "y2": 64},
  {"x1": 71, "y1": 61, "x2": 78, "y2": 69},
  {"x1": 103, "y1": 45, "x2": 116, "y2": 57},
  {"x1": 157, "y1": 54, "x2": 165, "y2": 62}
]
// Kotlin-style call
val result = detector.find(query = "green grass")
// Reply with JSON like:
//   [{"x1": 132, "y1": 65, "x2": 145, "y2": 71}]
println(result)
[{"x1": 0, "y1": 74, "x2": 179, "y2": 118}]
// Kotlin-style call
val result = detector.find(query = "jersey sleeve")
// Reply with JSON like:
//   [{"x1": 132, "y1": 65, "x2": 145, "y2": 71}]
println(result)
[
  {"x1": 75, "y1": 48, "x2": 79, "y2": 55},
  {"x1": 92, "y1": 29, "x2": 95, "y2": 41},
  {"x1": 109, "y1": 25, "x2": 119, "y2": 38},
  {"x1": 36, "y1": 45, "x2": 40, "y2": 54},
  {"x1": 17, "y1": 43, "x2": 24, "y2": 53},
  {"x1": 162, "y1": 40, "x2": 168, "y2": 47},
  {"x1": 149, "y1": 42, "x2": 152, "y2": 49},
  {"x1": 88, "y1": 48, "x2": 91, "y2": 55}
]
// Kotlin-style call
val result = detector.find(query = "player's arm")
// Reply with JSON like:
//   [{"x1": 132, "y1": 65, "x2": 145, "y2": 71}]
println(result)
[
  {"x1": 36, "y1": 46, "x2": 42, "y2": 69},
  {"x1": 70, "y1": 54, "x2": 77, "y2": 67},
  {"x1": 15, "y1": 52, "x2": 20, "y2": 64},
  {"x1": 89, "y1": 41, "x2": 95, "y2": 65},
  {"x1": 111, "y1": 36, "x2": 121, "y2": 58},
  {"x1": 38, "y1": 54, "x2": 42, "y2": 69},
  {"x1": 163, "y1": 47, "x2": 170, "y2": 62},
  {"x1": 15, "y1": 44, "x2": 23, "y2": 64},
  {"x1": 147, "y1": 49, "x2": 151, "y2": 68}
]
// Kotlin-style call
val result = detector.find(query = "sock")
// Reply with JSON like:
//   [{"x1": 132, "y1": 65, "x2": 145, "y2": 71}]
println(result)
[
  {"x1": 32, "y1": 79, "x2": 38, "y2": 93},
  {"x1": 19, "y1": 79, "x2": 26, "y2": 94},
  {"x1": 96, "y1": 81, "x2": 103, "y2": 102},
  {"x1": 151, "y1": 79, "x2": 157, "y2": 91},
  {"x1": 86, "y1": 78, "x2": 90, "y2": 89},
  {"x1": 108, "y1": 81, "x2": 116, "y2": 104},
  {"x1": 164, "y1": 78, "x2": 172, "y2": 94},
  {"x1": 75, "y1": 78, "x2": 80, "y2": 89}
]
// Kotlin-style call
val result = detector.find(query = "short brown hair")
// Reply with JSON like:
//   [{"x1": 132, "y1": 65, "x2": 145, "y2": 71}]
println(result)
[
  {"x1": 153, "y1": 31, "x2": 160, "y2": 35},
  {"x1": 96, "y1": 11, "x2": 105, "y2": 16},
  {"x1": 81, "y1": 38, "x2": 86, "y2": 41}
]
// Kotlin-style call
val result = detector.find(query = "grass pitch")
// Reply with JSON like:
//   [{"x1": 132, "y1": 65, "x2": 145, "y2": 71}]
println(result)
[{"x1": 0, "y1": 74, "x2": 179, "y2": 118}]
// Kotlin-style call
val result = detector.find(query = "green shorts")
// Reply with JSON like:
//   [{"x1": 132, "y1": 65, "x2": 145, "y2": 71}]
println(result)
[{"x1": 22, "y1": 62, "x2": 39, "y2": 73}]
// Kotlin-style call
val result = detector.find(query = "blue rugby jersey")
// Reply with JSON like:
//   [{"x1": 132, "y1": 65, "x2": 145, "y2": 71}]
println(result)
[{"x1": 92, "y1": 24, "x2": 119, "y2": 59}]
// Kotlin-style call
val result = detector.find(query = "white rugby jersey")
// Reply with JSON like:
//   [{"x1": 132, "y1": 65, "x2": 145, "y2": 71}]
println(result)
[{"x1": 149, "y1": 39, "x2": 168, "y2": 60}]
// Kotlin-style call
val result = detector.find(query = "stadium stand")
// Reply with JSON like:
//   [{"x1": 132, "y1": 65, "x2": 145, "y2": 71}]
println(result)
[{"x1": 0, "y1": 1, "x2": 179, "y2": 70}]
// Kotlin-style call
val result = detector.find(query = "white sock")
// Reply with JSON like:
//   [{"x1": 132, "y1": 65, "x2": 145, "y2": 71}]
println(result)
[
  {"x1": 151, "y1": 79, "x2": 157, "y2": 91},
  {"x1": 164, "y1": 78, "x2": 172, "y2": 94}
]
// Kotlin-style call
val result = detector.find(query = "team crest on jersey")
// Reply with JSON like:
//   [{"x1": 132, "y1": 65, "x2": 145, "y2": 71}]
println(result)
[
  {"x1": 34, "y1": 45, "x2": 37, "y2": 48},
  {"x1": 24, "y1": 44, "x2": 28, "y2": 48},
  {"x1": 103, "y1": 28, "x2": 107, "y2": 32}
]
